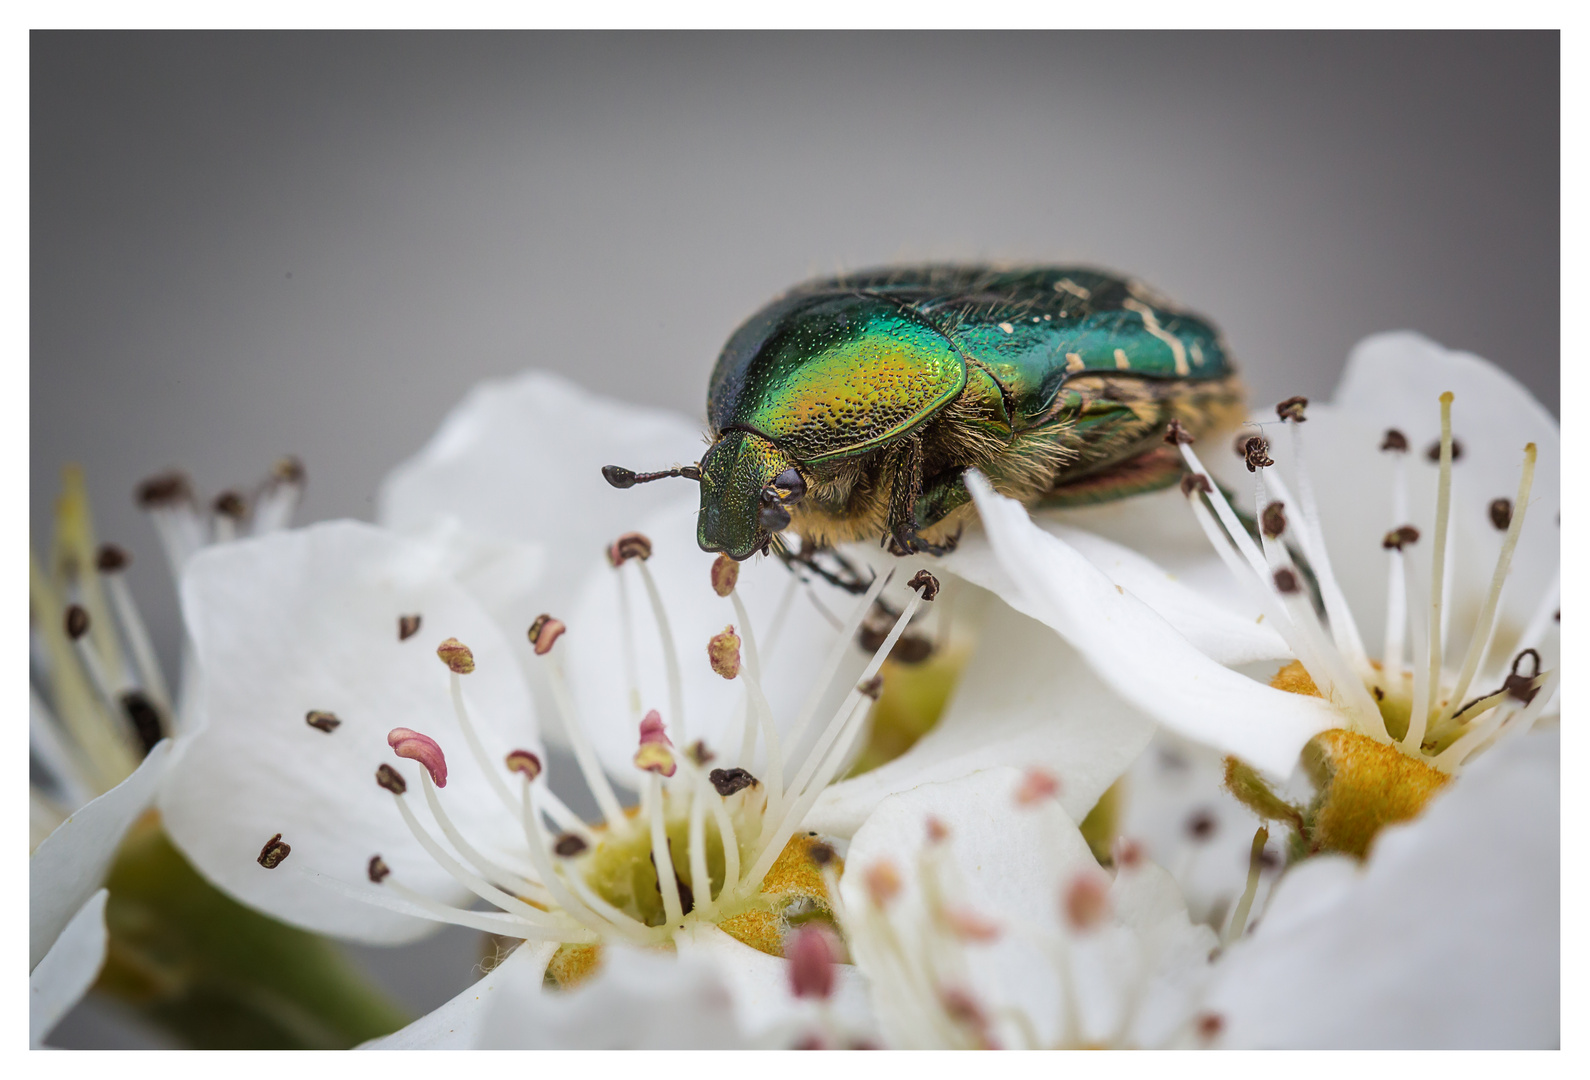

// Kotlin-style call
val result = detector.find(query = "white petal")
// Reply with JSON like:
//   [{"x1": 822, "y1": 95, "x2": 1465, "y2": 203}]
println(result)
[
  {"x1": 379, "y1": 370, "x2": 703, "y2": 626},
  {"x1": 29, "y1": 741, "x2": 171, "y2": 970},
  {"x1": 159, "y1": 522, "x2": 538, "y2": 944},
  {"x1": 676, "y1": 922, "x2": 873, "y2": 1043},
  {"x1": 806, "y1": 600, "x2": 1155, "y2": 837},
  {"x1": 564, "y1": 497, "x2": 860, "y2": 784},
  {"x1": 1118, "y1": 731, "x2": 1285, "y2": 928},
  {"x1": 944, "y1": 522, "x2": 1291, "y2": 667},
  {"x1": 477, "y1": 941, "x2": 754, "y2": 1048},
  {"x1": 29, "y1": 890, "x2": 109, "y2": 1048},
  {"x1": 1207, "y1": 728, "x2": 1559, "y2": 1048},
  {"x1": 968, "y1": 473, "x2": 1338, "y2": 775},
  {"x1": 360, "y1": 941, "x2": 556, "y2": 1049}
]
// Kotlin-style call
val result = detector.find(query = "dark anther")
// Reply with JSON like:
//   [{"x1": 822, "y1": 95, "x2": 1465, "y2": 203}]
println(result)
[
  {"x1": 1196, "y1": 1012, "x2": 1226, "y2": 1041},
  {"x1": 368, "y1": 855, "x2": 391, "y2": 883},
  {"x1": 96, "y1": 544, "x2": 130, "y2": 573},
  {"x1": 1275, "y1": 396, "x2": 1308, "y2": 422},
  {"x1": 602, "y1": 464, "x2": 702, "y2": 489},
  {"x1": 554, "y1": 834, "x2": 589, "y2": 857},
  {"x1": 1257, "y1": 848, "x2": 1282, "y2": 871},
  {"x1": 1382, "y1": 525, "x2": 1421, "y2": 551},
  {"x1": 808, "y1": 841, "x2": 838, "y2": 867},
  {"x1": 257, "y1": 833, "x2": 291, "y2": 869},
  {"x1": 1261, "y1": 502, "x2": 1287, "y2": 539},
  {"x1": 1505, "y1": 649, "x2": 1543, "y2": 704},
  {"x1": 1163, "y1": 417, "x2": 1194, "y2": 445},
  {"x1": 1372, "y1": 686, "x2": 1385, "y2": 701},
  {"x1": 709, "y1": 767, "x2": 758, "y2": 796},
  {"x1": 686, "y1": 740, "x2": 714, "y2": 766},
  {"x1": 759, "y1": 503, "x2": 792, "y2": 532},
  {"x1": 1180, "y1": 472, "x2": 1212, "y2": 497},
  {"x1": 1241, "y1": 435, "x2": 1275, "y2": 473},
  {"x1": 273, "y1": 456, "x2": 306, "y2": 484},
  {"x1": 65, "y1": 604, "x2": 90, "y2": 640},
  {"x1": 376, "y1": 763, "x2": 408, "y2": 795},
  {"x1": 1425, "y1": 438, "x2": 1464, "y2": 463},
  {"x1": 607, "y1": 532, "x2": 654, "y2": 566},
  {"x1": 1380, "y1": 429, "x2": 1409, "y2": 453},
  {"x1": 398, "y1": 614, "x2": 422, "y2": 641},
  {"x1": 1186, "y1": 809, "x2": 1218, "y2": 842},
  {"x1": 121, "y1": 690, "x2": 164, "y2": 753},
  {"x1": 1272, "y1": 568, "x2": 1301, "y2": 595},
  {"x1": 859, "y1": 675, "x2": 884, "y2": 700},
  {"x1": 213, "y1": 491, "x2": 247, "y2": 520},
  {"x1": 1489, "y1": 498, "x2": 1514, "y2": 531},
  {"x1": 136, "y1": 471, "x2": 193, "y2": 508},
  {"x1": 893, "y1": 634, "x2": 934, "y2": 664},
  {"x1": 907, "y1": 570, "x2": 941, "y2": 601},
  {"x1": 306, "y1": 709, "x2": 341, "y2": 733}
]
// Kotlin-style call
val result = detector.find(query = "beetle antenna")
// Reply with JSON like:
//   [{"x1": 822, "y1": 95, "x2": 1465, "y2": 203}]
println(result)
[{"x1": 602, "y1": 464, "x2": 702, "y2": 489}]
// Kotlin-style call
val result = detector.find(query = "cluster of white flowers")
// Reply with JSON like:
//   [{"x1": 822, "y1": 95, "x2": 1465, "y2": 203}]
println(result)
[{"x1": 29, "y1": 333, "x2": 1558, "y2": 1049}]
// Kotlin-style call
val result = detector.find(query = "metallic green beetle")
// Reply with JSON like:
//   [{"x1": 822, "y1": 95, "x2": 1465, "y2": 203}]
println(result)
[{"x1": 605, "y1": 265, "x2": 1245, "y2": 562}]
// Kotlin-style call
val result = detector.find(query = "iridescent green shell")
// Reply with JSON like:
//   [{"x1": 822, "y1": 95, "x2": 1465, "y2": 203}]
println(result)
[{"x1": 707, "y1": 265, "x2": 1234, "y2": 453}]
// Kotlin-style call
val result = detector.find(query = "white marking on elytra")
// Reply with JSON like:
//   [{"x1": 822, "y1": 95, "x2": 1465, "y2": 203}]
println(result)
[
  {"x1": 1190, "y1": 340, "x2": 1205, "y2": 367},
  {"x1": 998, "y1": 322, "x2": 1014, "y2": 334},
  {"x1": 1065, "y1": 353, "x2": 1085, "y2": 373},
  {"x1": 1122, "y1": 298, "x2": 1190, "y2": 376},
  {"x1": 1114, "y1": 348, "x2": 1132, "y2": 371},
  {"x1": 1054, "y1": 277, "x2": 1091, "y2": 300}
]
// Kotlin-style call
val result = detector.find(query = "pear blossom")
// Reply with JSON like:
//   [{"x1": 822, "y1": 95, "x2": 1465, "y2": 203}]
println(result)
[
  {"x1": 835, "y1": 768, "x2": 1218, "y2": 1048},
  {"x1": 964, "y1": 332, "x2": 1558, "y2": 815},
  {"x1": 155, "y1": 518, "x2": 928, "y2": 1044},
  {"x1": 28, "y1": 459, "x2": 306, "y2": 1045}
]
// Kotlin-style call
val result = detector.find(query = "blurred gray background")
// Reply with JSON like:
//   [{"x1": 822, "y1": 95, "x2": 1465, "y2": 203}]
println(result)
[{"x1": 33, "y1": 30, "x2": 1559, "y2": 1045}]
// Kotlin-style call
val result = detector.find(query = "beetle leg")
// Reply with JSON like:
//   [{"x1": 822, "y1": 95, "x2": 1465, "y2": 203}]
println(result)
[
  {"x1": 884, "y1": 436, "x2": 928, "y2": 554},
  {"x1": 774, "y1": 544, "x2": 876, "y2": 595}
]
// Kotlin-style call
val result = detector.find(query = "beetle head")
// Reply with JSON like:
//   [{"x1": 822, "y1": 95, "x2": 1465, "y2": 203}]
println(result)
[{"x1": 697, "y1": 430, "x2": 804, "y2": 560}]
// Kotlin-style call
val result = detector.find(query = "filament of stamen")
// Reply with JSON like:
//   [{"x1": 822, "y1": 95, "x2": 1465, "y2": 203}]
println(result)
[
  {"x1": 783, "y1": 570, "x2": 891, "y2": 768},
  {"x1": 417, "y1": 772, "x2": 553, "y2": 906},
  {"x1": 518, "y1": 777, "x2": 647, "y2": 939},
  {"x1": 647, "y1": 772, "x2": 686, "y2": 925},
  {"x1": 1261, "y1": 465, "x2": 1367, "y2": 667},
  {"x1": 1176, "y1": 444, "x2": 1271, "y2": 582},
  {"x1": 29, "y1": 690, "x2": 96, "y2": 809},
  {"x1": 690, "y1": 764, "x2": 741, "y2": 890},
  {"x1": 302, "y1": 867, "x2": 573, "y2": 939},
  {"x1": 543, "y1": 655, "x2": 629, "y2": 830},
  {"x1": 1382, "y1": 453, "x2": 1411, "y2": 677},
  {"x1": 1402, "y1": 552, "x2": 1435, "y2": 752},
  {"x1": 1437, "y1": 443, "x2": 1537, "y2": 725},
  {"x1": 446, "y1": 671, "x2": 520, "y2": 818},
  {"x1": 615, "y1": 564, "x2": 643, "y2": 719},
  {"x1": 686, "y1": 762, "x2": 712, "y2": 909},
  {"x1": 1256, "y1": 513, "x2": 1382, "y2": 733},
  {"x1": 633, "y1": 560, "x2": 687, "y2": 744},
  {"x1": 1223, "y1": 827, "x2": 1268, "y2": 945},
  {"x1": 745, "y1": 690, "x2": 873, "y2": 891},
  {"x1": 392, "y1": 778, "x2": 559, "y2": 925},
  {"x1": 1425, "y1": 393, "x2": 1456, "y2": 726},
  {"x1": 732, "y1": 597, "x2": 785, "y2": 822},
  {"x1": 102, "y1": 573, "x2": 172, "y2": 712}
]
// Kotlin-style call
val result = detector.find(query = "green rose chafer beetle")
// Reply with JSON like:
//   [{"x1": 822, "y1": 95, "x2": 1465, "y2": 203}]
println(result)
[{"x1": 605, "y1": 265, "x2": 1245, "y2": 562}]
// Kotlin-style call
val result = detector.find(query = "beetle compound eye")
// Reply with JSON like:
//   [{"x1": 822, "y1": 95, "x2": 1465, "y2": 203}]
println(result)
[
  {"x1": 770, "y1": 467, "x2": 806, "y2": 504},
  {"x1": 759, "y1": 504, "x2": 792, "y2": 532}
]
